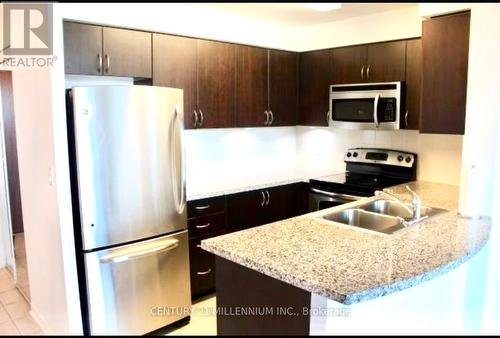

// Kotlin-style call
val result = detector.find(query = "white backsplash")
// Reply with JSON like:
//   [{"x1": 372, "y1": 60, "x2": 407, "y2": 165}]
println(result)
[
  {"x1": 186, "y1": 126, "x2": 463, "y2": 197},
  {"x1": 296, "y1": 126, "x2": 463, "y2": 185}
]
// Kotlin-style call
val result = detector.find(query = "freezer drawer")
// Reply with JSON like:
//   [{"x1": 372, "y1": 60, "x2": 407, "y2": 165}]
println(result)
[{"x1": 84, "y1": 230, "x2": 191, "y2": 335}]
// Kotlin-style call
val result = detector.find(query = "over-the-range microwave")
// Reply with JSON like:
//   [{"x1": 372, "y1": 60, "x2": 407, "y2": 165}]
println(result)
[{"x1": 329, "y1": 82, "x2": 403, "y2": 130}]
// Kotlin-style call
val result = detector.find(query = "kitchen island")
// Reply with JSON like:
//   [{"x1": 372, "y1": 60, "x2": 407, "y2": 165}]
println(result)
[{"x1": 201, "y1": 182, "x2": 491, "y2": 335}]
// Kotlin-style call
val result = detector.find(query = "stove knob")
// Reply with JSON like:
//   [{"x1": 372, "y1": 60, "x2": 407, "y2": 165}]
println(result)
[
  {"x1": 405, "y1": 156, "x2": 412, "y2": 163},
  {"x1": 353, "y1": 152, "x2": 358, "y2": 158},
  {"x1": 346, "y1": 152, "x2": 352, "y2": 158},
  {"x1": 397, "y1": 155, "x2": 404, "y2": 162}
]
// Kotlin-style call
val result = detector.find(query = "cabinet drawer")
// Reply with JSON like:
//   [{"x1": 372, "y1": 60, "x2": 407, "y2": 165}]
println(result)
[
  {"x1": 189, "y1": 238, "x2": 216, "y2": 299},
  {"x1": 188, "y1": 196, "x2": 226, "y2": 218},
  {"x1": 188, "y1": 213, "x2": 226, "y2": 239}
]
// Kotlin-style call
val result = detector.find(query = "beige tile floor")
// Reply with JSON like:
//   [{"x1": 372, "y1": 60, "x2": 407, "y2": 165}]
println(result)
[
  {"x1": 163, "y1": 295, "x2": 217, "y2": 336},
  {"x1": 0, "y1": 268, "x2": 41, "y2": 335}
]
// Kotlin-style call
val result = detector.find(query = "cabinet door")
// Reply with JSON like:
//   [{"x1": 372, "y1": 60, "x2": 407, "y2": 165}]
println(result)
[
  {"x1": 234, "y1": 46, "x2": 269, "y2": 127},
  {"x1": 404, "y1": 39, "x2": 422, "y2": 130},
  {"x1": 197, "y1": 40, "x2": 235, "y2": 128},
  {"x1": 332, "y1": 45, "x2": 366, "y2": 84},
  {"x1": 260, "y1": 185, "x2": 297, "y2": 225},
  {"x1": 269, "y1": 50, "x2": 298, "y2": 126},
  {"x1": 298, "y1": 49, "x2": 334, "y2": 126},
  {"x1": 102, "y1": 27, "x2": 152, "y2": 78},
  {"x1": 63, "y1": 22, "x2": 102, "y2": 75},
  {"x1": 189, "y1": 237, "x2": 216, "y2": 299},
  {"x1": 366, "y1": 40, "x2": 406, "y2": 82},
  {"x1": 421, "y1": 12, "x2": 470, "y2": 135},
  {"x1": 226, "y1": 190, "x2": 263, "y2": 232},
  {"x1": 153, "y1": 34, "x2": 197, "y2": 129}
]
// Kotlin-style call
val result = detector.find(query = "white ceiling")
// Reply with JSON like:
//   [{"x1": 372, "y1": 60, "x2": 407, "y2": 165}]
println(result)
[{"x1": 199, "y1": 3, "x2": 418, "y2": 27}]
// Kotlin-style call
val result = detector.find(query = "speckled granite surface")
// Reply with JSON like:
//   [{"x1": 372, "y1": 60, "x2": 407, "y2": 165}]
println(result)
[
  {"x1": 384, "y1": 181, "x2": 460, "y2": 212},
  {"x1": 201, "y1": 182, "x2": 491, "y2": 305},
  {"x1": 187, "y1": 171, "x2": 341, "y2": 201},
  {"x1": 187, "y1": 177, "x2": 306, "y2": 201}
]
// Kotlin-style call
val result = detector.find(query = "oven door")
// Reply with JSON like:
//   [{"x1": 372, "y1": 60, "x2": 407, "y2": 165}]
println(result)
[
  {"x1": 329, "y1": 83, "x2": 401, "y2": 130},
  {"x1": 309, "y1": 188, "x2": 364, "y2": 212}
]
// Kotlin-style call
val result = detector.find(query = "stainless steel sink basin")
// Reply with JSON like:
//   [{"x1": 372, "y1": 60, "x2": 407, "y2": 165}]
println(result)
[
  {"x1": 320, "y1": 198, "x2": 448, "y2": 235},
  {"x1": 322, "y1": 208, "x2": 406, "y2": 234},
  {"x1": 358, "y1": 199, "x2": 447, "y2": 221}
]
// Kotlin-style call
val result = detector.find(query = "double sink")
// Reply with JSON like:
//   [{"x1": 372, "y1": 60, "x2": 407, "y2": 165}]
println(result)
[{"x1": 321, "y1": 199, "x2": 447, "y2": 235}]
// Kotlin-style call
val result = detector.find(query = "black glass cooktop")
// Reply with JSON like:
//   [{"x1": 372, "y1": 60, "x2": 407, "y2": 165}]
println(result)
[{"x1": 310, "y1": 172, "x2": 411, "y2": 197}]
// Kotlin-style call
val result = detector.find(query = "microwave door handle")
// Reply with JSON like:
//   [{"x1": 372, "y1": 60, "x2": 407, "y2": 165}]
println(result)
[{"x1": 373, "y1": 94, "x2": 380, "y2": 128}]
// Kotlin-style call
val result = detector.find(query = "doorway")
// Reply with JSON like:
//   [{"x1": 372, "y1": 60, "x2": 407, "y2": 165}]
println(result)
[{"x1": 0, "y1": 71, "x2": 29, "y2": 301}]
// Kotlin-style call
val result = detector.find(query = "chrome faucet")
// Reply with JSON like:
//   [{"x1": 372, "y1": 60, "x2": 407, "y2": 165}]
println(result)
[{"x1": 374, "y1": 185, "x2": 422, "y2": 222}]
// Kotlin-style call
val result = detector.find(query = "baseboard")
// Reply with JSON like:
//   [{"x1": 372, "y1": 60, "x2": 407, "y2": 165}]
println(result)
[{"x1": 29, "y1": 304, "x2": 50, "y2": 334}]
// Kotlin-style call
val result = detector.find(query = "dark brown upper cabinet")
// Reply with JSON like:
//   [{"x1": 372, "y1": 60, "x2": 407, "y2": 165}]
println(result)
[
  {"x1": 421, "y1": 12, "x2": 470, "y2": 135},
  {"x1": 366, "y1": 41, "x2": 406, "y2": 82},
  {"x1": 197, "y1": 40, "x2": 235, "y2": 129},
  {"x1": 64, "y1": 22, "x2": 102, "y2": 75},
  {"x1": 63, "y1": 22, "x2": 151, "y2": 78},
  {"x1": 152, "y1": 34, "x2": 198, "y2": 129},
  {"x1": 102, "y1": 27, "x2": 152, "y2": 78},
  {"x1": 405, "y1": 38, "x2": 422, "y2": 130},
  {"x1": 269, "y1": 50, "x2": 298, "y2": 126},
  {"x1": 332, "y1": 45, "x2": 366, "y2": 84},
  {"x1": 298, "y1": 49, "x2": 334, "y2": 126},
  {"x1": 332, "y1": 41, "x2": 406, "y2": 84},
  {"x1": 234, "y1": 46, "x2": 269, "y2": 127}
]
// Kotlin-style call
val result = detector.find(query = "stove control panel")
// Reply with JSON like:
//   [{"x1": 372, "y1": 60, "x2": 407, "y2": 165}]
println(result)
[{"x1": 344, "y1": 148, "x2": 416, "y2": 168}]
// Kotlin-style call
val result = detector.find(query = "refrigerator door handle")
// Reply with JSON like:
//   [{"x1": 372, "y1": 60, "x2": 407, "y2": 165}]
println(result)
[
  {"x1": 172, "y1": 106, "x2": 186, "y2": 214},
  {"x1": 99, "y1": 238, "x2": 179, "y2": 264}
]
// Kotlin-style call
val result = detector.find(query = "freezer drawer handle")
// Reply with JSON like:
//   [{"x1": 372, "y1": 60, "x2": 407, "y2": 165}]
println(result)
[
  {"x1": 196, "y1": 268, "x2": 212, "y2": 276},
  {"x1": 100, "y1": 239, "x2": 179, "y2": 264}
]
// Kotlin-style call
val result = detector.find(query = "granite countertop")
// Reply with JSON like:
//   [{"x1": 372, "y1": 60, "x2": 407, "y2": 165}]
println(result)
[
  {"x1": 201, "y1": 181, "x2": 491, "y2": 305},
  {"x1": 187, "y1": 170, "x2": 341, "y2": 201}
]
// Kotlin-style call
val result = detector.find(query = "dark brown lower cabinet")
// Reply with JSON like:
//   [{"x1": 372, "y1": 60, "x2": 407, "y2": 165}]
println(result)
[
  {"x1": 189, "y1": 237, "x2": 217, "y2": 300},
  {"x1": 216, "y1": 257, "x2": 311, "y2": 335},
  {"x1": 188, "y1": 183, "x2": 310, "y2": 300}
]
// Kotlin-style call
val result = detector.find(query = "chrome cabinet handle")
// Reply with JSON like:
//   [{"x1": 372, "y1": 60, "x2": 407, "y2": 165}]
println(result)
[
  {"x1": 264, "y1": 110, "x2": 269, "y2": 126},
  {"x1": 104, "y1": 54, "x2": 110, "y2": 73},
  {"x1": 195, "y1": 223, "x2": 211, "y2": 229},
  {"x1": 197, "y1": 268, "x2": 212, "y2": 276},
  {"x1": 193, "y1": 110, "x2": 199, "y2": 128},
  {"x1": 366, "y1": 65, "x2": 371, "y2": 80},
  {"x1": 265, "y1": 190, "x2": 270, "y2": 206},
  {"x1": 269, "y1": 110, "x2": 274, "y2": 126},
  {"x1": 97, "y1": 53, "x2": 102, "y2": 73},
  {"x1": 361, "y1": 65, "x2": 365, "y2": 80},
  {"x1": 198, "y1": 109, "x2": 204, "y2": 127},
  {"x1": 260, "y1": 191, "x2": 266, "y2": 206},
  {"x1": 194, "y1": 205, "x2": 210, "y2": 210},
  {"x1": 405, "y1": 110, "x2": 409, "y2": 128},
  {"x1": 100, "y1": 239, "x2": 179, "y2": 264},
  {"x1": 373, "y1": 94, "x2": 380, "y2": 128},
  {"x1": 326, "y1": 111, "x2": 330, "y2": 126}
]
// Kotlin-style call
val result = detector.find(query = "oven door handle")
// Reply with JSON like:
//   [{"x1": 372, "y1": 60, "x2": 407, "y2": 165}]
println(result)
[{"x1": 310, "y1": 188, "x2": 364, "y2": 201}]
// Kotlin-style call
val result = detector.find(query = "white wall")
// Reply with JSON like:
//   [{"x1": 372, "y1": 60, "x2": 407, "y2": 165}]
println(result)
[
  {"x1": 60, "y1": 3, "x2": 301, "y2": 51},
  {"x1": 296, "y1": 6, "x2": 422, "y2": 51}
]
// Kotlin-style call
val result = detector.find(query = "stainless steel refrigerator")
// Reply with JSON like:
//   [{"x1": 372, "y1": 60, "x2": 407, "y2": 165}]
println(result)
[{"x1": 68, "y1": 85, "x2": 190, "y2": 335}]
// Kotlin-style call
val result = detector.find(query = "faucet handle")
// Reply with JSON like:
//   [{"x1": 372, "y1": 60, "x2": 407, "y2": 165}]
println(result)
[{"x1": 405, "y1": 186, "x2": 420, "y2": 201}]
